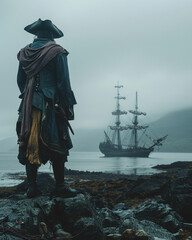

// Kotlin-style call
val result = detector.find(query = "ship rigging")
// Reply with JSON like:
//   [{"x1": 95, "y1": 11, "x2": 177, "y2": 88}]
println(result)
[{"x1": 99, "y1": 84, "x2": 167, "y2": 157}]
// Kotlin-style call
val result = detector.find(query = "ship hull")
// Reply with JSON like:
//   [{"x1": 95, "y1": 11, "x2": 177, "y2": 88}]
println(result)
[{"x1": 99, "y1": 142, "x2": 153, "y2": 158}]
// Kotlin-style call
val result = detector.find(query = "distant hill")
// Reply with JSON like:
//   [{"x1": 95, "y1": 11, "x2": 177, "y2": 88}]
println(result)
[
  {"x1": 71, "y1": 128, "x2": 104, "y2": 152},
  {"x1": 0, "y1": 108, "x2": 192, "y2": 152},
  {"x1": 150, "y1": 108, "x2": 192, "y2": 152},
  {"x1": 0, "y1": 137, "x2": 17, "y2": 152},
  {"x1": 70, "y1": 108, "x2": 192, "y2": 152}
]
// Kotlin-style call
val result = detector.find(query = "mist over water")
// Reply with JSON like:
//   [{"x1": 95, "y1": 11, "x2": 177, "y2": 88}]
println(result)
[
  {"x1": 0, "y1": 2, "x2": 191, "y2": 186},
  {"x1": 1, "y1": 0, "x2": 192, "y2": 139},
  {"x1": 1, "y1": 151, "x2": 192, "y2": 187}
]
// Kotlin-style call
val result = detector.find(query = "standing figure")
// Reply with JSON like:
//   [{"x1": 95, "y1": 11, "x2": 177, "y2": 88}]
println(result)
[{"x1": 16, "y1": 19, "x2": 77, "y2": 198}]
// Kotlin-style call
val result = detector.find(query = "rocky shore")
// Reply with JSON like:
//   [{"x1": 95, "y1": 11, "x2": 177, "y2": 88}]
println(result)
[{"x1": 0, "y1": 161, "x2": 192, "y2": 240}]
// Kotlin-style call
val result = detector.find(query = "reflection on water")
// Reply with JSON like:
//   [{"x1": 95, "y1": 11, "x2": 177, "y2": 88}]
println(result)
[
  {"x1": 0, "y1": 151, "x2": 192, "y2": 186},
  {"x1": 0, "y1": 151, "x2": 192, "y2": 176},
  {"x1": 65, "y1": 152, "x2": 192, "y2": 175}
]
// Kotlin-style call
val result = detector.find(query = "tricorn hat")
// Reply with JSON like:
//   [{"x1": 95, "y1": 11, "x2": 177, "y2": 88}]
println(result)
[{"x1": 24, "y1": 18, "x2": 64, "y2": 39}]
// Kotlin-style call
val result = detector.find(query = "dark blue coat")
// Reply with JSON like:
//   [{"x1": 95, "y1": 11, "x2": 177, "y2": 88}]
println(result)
[{"x1": 17, "y1": 38, "x2": 77, "y2": 163}]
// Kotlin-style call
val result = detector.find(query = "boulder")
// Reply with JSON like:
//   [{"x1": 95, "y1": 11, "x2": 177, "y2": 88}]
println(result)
[
  {"x1": 139, "y1": 220, "x2": 176, "y2": 240},
  {"x1": 134, "y1": 200, "x2": 182, "y2": 233},
  {"x1": 54, "y1": 224, "x2": 72, "y2": 239},
  {"x1": 100, "y1": 207, "x2": 120, "y2": 227},
  {"x1": 16, "y1": 172, "x2": 55, "y2": 194},
  {"x1": 127, "y1": 176, "x2": 167, "y2": 198},
  {"x1": 106, "y1": 233, "x2": 122, "y2": 240},
  {"x1": 73, "y1": 217, "x2": 104, "y2": 240},
  {"x1": 119, "y1": 218, "x2": 141, "y2": 233},
  {"x1": 122, "y1": 229, "x2": 136, "y2": 239},
  {"x1": 0, "y1": 236, "x2": 22, "y2": 240},
  {"x1": 135, "y1": 230, "x2": 149, "y2": 240},
  {"x1": 120, "y1": 218, "x2": 176, "y2": 240},
  {"x1": 103, "y1": 227, "x2": 120, "y2": 235},
  {"x1": 0, "y1": 172, "x2": 188, "y2": 240},
  {"x1": 52, "y1": 194, "x2": 92, "y2": 231},
  {"x1": 161, "y1": 170, "x2": 192, "y2": 222},
  {"x1": 113, "y1": 203, "x2": 134, "y2": 219},
  {"x1": 122, "y1": 229, "x2": 149, "y2": 240}
]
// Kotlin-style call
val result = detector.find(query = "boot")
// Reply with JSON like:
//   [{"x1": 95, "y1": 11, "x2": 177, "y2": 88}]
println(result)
[
  {"x1": 52, "y1": 160, "x2": 77, "y2": 197},
  {"x1": 26, "y1": 162, "x2": 41, "y2": 198}
]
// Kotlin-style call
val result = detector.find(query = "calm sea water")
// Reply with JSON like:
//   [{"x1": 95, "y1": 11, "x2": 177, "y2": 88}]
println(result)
[{"x1": 0, "y1": 151, "x2": 192, "y2": 186}]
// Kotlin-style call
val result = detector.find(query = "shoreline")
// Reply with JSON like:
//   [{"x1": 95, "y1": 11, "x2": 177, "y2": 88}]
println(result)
[
  {"x1": 1, "y1": 160, "x2": 192, "y2": 201},
  {"x1": 0, "y1": 161, "x2": 192, "y2": 239},
  {"x1": 1, "y1": 160, "x2": 192, "y2": 187}
]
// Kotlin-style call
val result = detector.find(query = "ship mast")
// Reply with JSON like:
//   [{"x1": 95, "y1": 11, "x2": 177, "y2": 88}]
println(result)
[
  {"x1": 128, "y1": 92, "x2": 148, "y2": 148},
  {"x1": 110, "y1": 84, "x2": 127, "y2": 149},
  {"x1": 134, "y1": 92, "x2": 138, "y2": 147}
]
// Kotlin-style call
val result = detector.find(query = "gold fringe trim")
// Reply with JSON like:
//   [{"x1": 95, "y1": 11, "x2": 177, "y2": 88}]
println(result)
[{"x1": 26, "y1": 108, "x2": 41, "y2": 165}]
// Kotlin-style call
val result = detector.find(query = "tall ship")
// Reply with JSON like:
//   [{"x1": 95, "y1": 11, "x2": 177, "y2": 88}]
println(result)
[{"x1": 99, "y1": 84, "x2": 167, "y2": 157}]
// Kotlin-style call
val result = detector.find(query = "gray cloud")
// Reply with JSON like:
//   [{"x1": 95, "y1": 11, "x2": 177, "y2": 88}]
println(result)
[{"x1": 0, "y1": 0, "x2": 192, "y2": 139}]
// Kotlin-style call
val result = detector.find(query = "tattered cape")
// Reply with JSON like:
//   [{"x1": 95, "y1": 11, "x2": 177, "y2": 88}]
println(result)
[{"x1": 17, "y1": 41, "x2": 68, "y2": 142}]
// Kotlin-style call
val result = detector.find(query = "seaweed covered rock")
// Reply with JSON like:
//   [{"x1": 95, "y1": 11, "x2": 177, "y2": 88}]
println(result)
[
  {"x1": 73, "y1": 217, "x2": 104, "y2": 240},
  {"x1": 134, "y1": 199, "x2": 183, "y2": 233},
  {"x1": 161, "y1": 170, "x2": 192, "y2": 222},
  {"x1": 0, "y1": 172, "x2": 191, "y2": 240},
  {"x1": 122, "y1": 229, "x2": 149, "y2": 240},
  {"x1": 120, "y1": 219, "x2": 176, "y2": 240},
  {"x1": 100, "y1": 207, "x2": 120, "y2": 228}
]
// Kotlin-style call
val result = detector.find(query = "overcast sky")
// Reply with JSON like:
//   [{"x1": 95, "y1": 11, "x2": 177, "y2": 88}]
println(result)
[{"x1": 0, "y1": 0, "x2": 192, "y2": 139}]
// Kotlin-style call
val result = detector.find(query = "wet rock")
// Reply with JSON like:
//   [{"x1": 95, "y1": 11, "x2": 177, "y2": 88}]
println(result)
[
  {"x1": 113, "y1": 205, "x2": 134, "y2": 220},
  {"x1": 100, "y1": 207, "x2": 120, "y2": 227},
  {"x1": 103, "y1": 227, "x2": 120, "y2": 235},
  {"x1": 16, "y1": 172, "x2": 55, "y2": 194},
  {"x1": 38, "y1": 222, "x2": 49, "y2": 238},
  {"x1": 161, "y1": 170, "x2": 192, "y2": 222},
  {"x1": 186, "y1": 237, "x2": 192, "y2": 240},
  {"x1": 0, "y1": 172, "x2": 191, "y2": 240},
  {"x1": 0, "y1": 193, "x2": 97, "y2": 239},
  {"x1": 113, "y1": 202, "x2": 128, "y2": 211},
  {"x1": 54, "y1": 224, "x2": 72, "y2": 239},
  {"x1": 135, "y1": 230, "x2": 149, "y2": 240},
  {"x1": 106, "y1": 233, "x2": 122, "y2": 239},
  {"x1": 53, "y1": 194, "x2": 92, "y2": 231},
  {"x1": 122, "y1": 229, "x2": 136, "y2": 239},
  {"x1": 121, "y1": 229, "x2": 148, "y2": 240},
  {"x1": 127, "y1": 176, "x2": 167, "y2": 198},
  {"x1": 8, "y1": 194, "x2": 26, "y2": 200},
  {"x1": 134, "y1": 200, "x2": 182, "y2": 233},
  {"x1": 121, "y1": 229, "x2": 149, "y2": 240},
  {"x1": 73, "y1": 217, "x2": 104, "y2": 240},
  {"x1": 153, "y1": 161, "x2": 192, "y2": 170},
  {"x1": 0, "y1": 196, "x2": 45, "y2": 234},
  {"x1": 93, "y1": 196, "x2": 106, "y2": 208},
  {"x1": 120, "y1": 218, "x2": 176, "y2": 240},
  {"x1": 0, "y1": 236, "x2": 23, "y2": 240},
  {"x1": 33, "y1": 197, "x2": 56, "y2": 229},
  {"x1": 172, "y1": 229, "x2": 186, "y2": 240},
  {"x1": 120, "y1": 218, "x2": 141, "y2": 233},
  {"x1": 139, "y1": 220, "x2": 176, "y2": 240}
]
